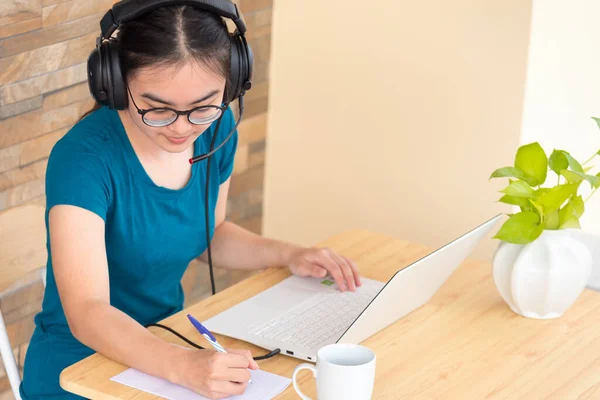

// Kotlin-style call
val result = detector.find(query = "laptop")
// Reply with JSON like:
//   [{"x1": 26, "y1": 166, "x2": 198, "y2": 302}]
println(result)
[{"x1": 203, "y1": 214, "x2": 502, "y2": 362}]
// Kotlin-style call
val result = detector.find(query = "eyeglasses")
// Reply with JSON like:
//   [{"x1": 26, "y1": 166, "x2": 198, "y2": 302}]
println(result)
[{"x1": 126, "y1": 85, "x2": 225, "y2": 127}]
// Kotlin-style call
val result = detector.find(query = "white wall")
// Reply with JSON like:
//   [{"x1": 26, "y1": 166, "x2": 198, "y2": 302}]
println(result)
[
  {"x1": 520, "y1": 0, "x2": 600, "y2": 234},
  {"x1": 264, "y1": 0, "x2": 533, "y2": 261}
]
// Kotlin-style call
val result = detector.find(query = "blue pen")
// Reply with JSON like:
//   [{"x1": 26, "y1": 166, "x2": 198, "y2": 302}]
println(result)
[{"x1": 187, "y1": 314, "x2": 252, "y2": 384}]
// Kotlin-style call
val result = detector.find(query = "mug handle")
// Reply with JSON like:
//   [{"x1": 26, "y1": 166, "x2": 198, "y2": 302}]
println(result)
[{"x1": 292, "y1": 363, "x2": 317, "y2": 400}]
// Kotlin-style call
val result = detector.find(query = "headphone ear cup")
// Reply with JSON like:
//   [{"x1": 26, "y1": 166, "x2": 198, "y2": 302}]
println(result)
[
  {"x1": 227, "y1": 35, "x2": 241, "y2": 104},
  {"x1": 106, "y1": 39, "x2": 128, "y2": 110},
  {"x1": 100, "y1": 40, "x2": 115, "y2": 109},
  {"x1": 227, "y1": 32, "x2": 253, "y2": 104},
  {"x1": 242, "y1": 35, "x2": 253, "y2": 91},
  {"x1": 87, "y1": 44, "x2": 109, "y2": 106}
]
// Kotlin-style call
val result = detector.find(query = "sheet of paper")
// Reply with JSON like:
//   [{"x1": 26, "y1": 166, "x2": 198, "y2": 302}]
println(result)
[{"x1": 110, "y1": 367, "x2": 291, "y2": 400}]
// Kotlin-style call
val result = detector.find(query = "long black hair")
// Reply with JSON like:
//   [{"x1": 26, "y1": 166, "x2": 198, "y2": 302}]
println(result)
[{"x1": 80, "y1": 5, "x2": 231, "y2": 121}]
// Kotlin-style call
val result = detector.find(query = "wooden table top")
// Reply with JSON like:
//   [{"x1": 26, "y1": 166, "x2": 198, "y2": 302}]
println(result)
[{"x1": 60, "y1": 229, "x2": 600, "y2": 399}]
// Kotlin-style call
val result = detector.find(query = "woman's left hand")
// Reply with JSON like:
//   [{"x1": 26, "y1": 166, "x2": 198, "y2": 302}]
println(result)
[{"x1": 288, "y1": 247, "x2": 362, "y2": 292}]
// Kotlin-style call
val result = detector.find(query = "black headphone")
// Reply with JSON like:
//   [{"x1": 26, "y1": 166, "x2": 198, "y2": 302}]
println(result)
[{"x1": 87, "y1": 0, "x2": 253, "y2": 110}]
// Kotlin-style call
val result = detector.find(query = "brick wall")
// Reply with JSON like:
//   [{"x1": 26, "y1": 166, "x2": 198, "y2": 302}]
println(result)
[{"x1": 0, "y1": 1, "x2": 271, "y2": 398}]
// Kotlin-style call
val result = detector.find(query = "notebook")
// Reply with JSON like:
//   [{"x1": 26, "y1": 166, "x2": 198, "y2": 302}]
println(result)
[{"x1": 110, "y1": 367, "x2": 291, "y2": 400}]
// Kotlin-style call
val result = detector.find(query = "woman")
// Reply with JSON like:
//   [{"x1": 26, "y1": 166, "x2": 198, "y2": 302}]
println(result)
[{"x1": 19, "y1": 3, "x2": 361, "y2": 400}]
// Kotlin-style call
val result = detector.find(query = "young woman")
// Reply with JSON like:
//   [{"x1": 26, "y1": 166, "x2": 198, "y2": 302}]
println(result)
[{"x1": 19, "y1": 2, "x2": 361, "y2": 400}]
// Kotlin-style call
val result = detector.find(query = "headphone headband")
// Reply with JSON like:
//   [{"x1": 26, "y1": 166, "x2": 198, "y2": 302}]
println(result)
[
  {"x1": 88, "y1": 0, "x2": 253, "y2": 109},
  {"x1": 100, "y1": 0, "x2": 246, "y2": 40}
]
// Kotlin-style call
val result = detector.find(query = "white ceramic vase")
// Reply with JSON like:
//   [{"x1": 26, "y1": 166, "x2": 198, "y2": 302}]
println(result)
[{"x1": 492, "y1": 229, "x2": 593, "y2": 319}]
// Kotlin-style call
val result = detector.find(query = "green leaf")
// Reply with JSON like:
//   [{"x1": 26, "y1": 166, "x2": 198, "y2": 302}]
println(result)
[
  {"x1": 490, "y1": 166, "x2": 525, "y2": 180},
  {"x1": 500, "y1": 180, "x2": 534, "y2": 198},
  {"x1": 489, "y1": 166, "x2": 536, "y2": 185},
  {"x1": 564, "y1": 152, "x2": 584, "y2": 173},
  {"x1": 552, "y1": 150, "x2": 584, "y2": 173},
  {"x1": 592, "y1": 117, "x2": 600, "y2": 130},
  {"x1": 528, "y1": 199, "x2": 547, "y2": 227},
  {"x1": 493, "y1": 211, "x2": 544, "y2": 244},
  {"x1": 544, "y1": 210, "x2": 560, "y2": 229},
  {"x1": 529, "y1": 199, "x2": 544, "y2": 219},
  {"x1": 537, "y1": 183, "x2": 579, "y2": 212},
  {"x1": 561, "y1": 169, "x2": 585, "y2": 183},
  {"x1": 549, "y1": 150, "x2": 569, "y2": 176},
  {"x1": 498, "y1": 195, "x2": 531, "y2": 208},
  {"x1": 560, "y1": 216, "x2": 581, "y2": 229},
  {"x1": 559, "y1": 205, "x2": 571, "y2": 225},
  {"x1": 559, "y1": 195, "x2": 585, "y2": 227},
  {"x1": 514, "y1": 142, "x2": 548, "y2": 186},
  {"x1": 560, "y1": 170, "x2": 600, "y2": 188},
  {"x1": 572, "y1": 195, "x2": 585, "y2": 216},
  {"x1": 534, "y1": 188, "x2": 551, "y2": 196}
]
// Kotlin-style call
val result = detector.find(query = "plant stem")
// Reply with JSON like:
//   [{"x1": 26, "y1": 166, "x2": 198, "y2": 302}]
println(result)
[
  {"x1": 585, "y1": 187, "x2": 598, "y2": 202},
  {"x1": 582, "y1": 150, "x2": 599, "y2": 166}
]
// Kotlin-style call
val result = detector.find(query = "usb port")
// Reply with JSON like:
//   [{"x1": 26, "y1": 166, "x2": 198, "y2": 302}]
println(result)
[{"x1": 286, "y1": 350, "x2": 294, "y2": 355}]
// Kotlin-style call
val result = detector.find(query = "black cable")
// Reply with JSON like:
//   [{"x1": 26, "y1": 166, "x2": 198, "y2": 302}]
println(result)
[
  {"x1": 145, "y1": 323, "x2": 281, "y2": 360},
  {"x1": 202, "y1": 96, "x2": 245, "y2": 296},
  {"x1": 141, "y1": 99, "x2": 277, "y2": 365},
  {"x1": 252, "y1": 347, "x2": 281, "y2": 360},
  {"x1": 204, "y1": 111, "x2": 222, "y2": 296},
  {"x1": 146, "y1": 323, "x2": 206, "y2": 350}
]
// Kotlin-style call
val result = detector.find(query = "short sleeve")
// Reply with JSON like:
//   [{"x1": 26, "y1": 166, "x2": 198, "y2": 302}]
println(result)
[
  {"x1": 216, "y1": 106, "x2": 239, "y2": 184},
  {"x1": 45, "y1": 138, "x2": 112, "y2": 222}
]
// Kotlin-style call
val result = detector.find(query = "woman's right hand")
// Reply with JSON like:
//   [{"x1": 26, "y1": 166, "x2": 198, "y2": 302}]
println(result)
[{"x1": 170, "y1": 347, "x2": 259, "y2": 399}]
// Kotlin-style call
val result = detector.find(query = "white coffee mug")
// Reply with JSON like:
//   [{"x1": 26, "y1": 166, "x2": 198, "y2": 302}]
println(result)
[{"x1": 292, "y1": 343, "x2": 376, "y2": 400}]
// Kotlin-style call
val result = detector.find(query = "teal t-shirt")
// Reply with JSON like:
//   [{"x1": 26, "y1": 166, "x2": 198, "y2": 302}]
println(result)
[{"x1": 20, "y1": 105, "x2": 238, "y2": 399}]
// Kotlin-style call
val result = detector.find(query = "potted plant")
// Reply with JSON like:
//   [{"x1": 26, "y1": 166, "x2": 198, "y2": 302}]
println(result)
[{"x1": 489, "y1": 118, "x2": 600, "y2": 319}]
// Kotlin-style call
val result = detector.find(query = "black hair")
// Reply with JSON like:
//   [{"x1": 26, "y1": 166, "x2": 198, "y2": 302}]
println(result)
[{"x1": 80, "y1": 5, "x2": 231, "y2": 121}]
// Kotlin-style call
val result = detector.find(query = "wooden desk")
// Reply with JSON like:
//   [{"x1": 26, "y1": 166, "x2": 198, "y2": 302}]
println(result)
[{"x1": 61, "y1": 230, "x2": 600, "y2": 399}]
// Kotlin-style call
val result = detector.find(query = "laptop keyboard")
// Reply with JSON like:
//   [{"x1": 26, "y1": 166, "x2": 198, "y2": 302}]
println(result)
[{"x1": 250, "y1": 282, "x2": 382, "y2": 349}]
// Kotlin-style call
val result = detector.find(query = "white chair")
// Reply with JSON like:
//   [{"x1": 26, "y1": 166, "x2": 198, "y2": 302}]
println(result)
[{"x1": 0, "y1": 204, "x2": 47, "y2": 400}]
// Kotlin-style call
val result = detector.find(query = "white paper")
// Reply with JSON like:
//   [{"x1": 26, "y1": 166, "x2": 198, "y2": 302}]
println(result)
[{"x1": 110, "y1": 367, "x2": 291, "y2": 400}]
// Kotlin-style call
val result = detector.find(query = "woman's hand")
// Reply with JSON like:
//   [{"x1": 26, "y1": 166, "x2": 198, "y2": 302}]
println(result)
[
  {"x1": 288, "y1": 247, "x2": 362, "y2": 291},
  {"x1": 171, "y1": 347, "x2": 259, "y2": 399}
]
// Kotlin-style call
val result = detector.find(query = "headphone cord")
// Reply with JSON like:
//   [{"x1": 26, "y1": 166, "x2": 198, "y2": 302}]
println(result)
[
  {"x1": 205, "y1": 112, "x2": 220, "y2": 296},
  {"x1": 145, "y1": 323, "x2": 281, "y2": 361},
  {"x1": 142, "y1": 99, "x2": 278, "y2": 364},
  {"x1": 204, "y1": 96, "x2": 245, "y2": 296}
]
